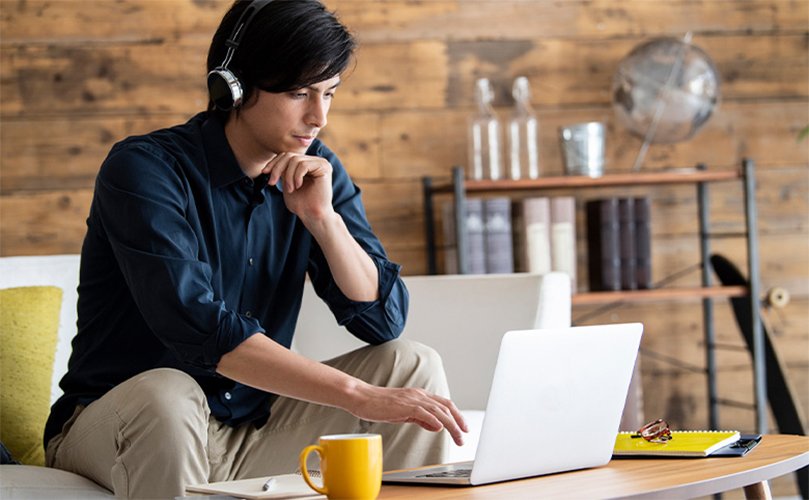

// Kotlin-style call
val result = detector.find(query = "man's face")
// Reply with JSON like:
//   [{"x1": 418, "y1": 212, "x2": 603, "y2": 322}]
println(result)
[{"x1": 232, "y1": 75, "x2": 341, "y2": 157}]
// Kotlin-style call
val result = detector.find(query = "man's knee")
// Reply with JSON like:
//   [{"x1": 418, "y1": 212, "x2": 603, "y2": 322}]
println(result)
[
  {"x1": 378, "y1": 339, "x2": 444, "y2": 371},
  {"x1": 329, "y1": 339, "x2": 450, "y2": 397},
  {"x1": 373, "y1": 339, "x2": 449, "y2": 395},
  {"x1": 118, "y1": 368, "x2": 209, "y2": 429}
]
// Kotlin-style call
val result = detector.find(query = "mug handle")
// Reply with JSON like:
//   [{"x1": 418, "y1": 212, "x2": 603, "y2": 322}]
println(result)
[{"x1": 299, "y1": 445, "x2": 328, "y2": 496}]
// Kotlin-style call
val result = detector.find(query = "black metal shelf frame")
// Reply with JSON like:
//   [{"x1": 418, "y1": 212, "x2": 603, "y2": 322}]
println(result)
[{"x1": 422, "y1": 159, "x2": 766, "y2": 433}]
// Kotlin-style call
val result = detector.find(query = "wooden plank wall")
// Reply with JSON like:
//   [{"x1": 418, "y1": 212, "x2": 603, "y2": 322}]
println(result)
[{"x1": 1, "y1": 1, "x2": 807, "y2": 492}]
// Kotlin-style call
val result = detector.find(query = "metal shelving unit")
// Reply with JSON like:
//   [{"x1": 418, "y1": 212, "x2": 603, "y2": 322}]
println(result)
[{"x1": 422, "y1": 158, "x2": 766, "y2": 433}]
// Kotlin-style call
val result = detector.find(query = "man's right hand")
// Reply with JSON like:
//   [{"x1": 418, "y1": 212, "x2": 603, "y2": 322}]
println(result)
[{"x1": 345, "y1": 381, "x2": 469, "y2": 447}]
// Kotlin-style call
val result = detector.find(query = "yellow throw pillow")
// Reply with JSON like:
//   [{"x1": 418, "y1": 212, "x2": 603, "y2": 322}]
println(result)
[{"x1": 0, "y1": 286, "x2": 63, "y2": 466}]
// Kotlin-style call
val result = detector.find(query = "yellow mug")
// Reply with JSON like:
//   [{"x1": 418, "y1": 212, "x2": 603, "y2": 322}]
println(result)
[{"x1": 299, "y1": 433, "x2": 383, "y2": 500}]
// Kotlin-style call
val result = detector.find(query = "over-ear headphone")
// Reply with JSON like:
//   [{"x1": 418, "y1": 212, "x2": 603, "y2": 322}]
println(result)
[{"x1": 207, "y1": 0, "x2": 274, "y2": 111}]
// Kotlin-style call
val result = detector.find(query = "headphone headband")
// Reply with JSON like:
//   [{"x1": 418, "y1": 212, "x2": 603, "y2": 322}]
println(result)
[
  {"x1": 226, "y1": 0, "x2": 274, "y2": 51},
  {"x1": 208, "y1": 0, "x2": 275, "y2": 111}
]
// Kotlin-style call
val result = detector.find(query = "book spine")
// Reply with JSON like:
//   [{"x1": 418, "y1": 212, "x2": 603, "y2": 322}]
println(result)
[
  {"x1": 550, "y1": 197, "x2": 577, "y2": 293},
  {"x1": 521, "y1": 197, "x2": 551, "y2": 274},
  {"x1": 465, "y1": 198, "x2": 487, "y2": 275},
  {"x1": 634, "y1": 197, "x2": 652, "y2": 289},
  {"x1": 441, "y1": 201, "x2": 459, "y2": 275},
  {"x1": 619, "y1": 198, "x2": 637, "y2": 291},
  {"x1": 484, "y1": 197, "x2": 514, "y2": 274},
  {"x1": 586, "y1": 198, "x2": 621, "y2": 292},
  {"x1": 511, "y1": 200, "x2": 527, "y2": 273}
]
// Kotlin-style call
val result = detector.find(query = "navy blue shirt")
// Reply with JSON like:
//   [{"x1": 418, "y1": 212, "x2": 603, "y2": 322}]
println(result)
[{"x1": 45, "y1": 112, "x2": 408, "y2": 445}]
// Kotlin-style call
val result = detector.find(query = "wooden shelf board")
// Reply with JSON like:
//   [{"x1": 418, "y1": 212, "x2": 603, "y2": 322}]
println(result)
[
  {"x1": 572, "y1": 285, "x2": 748, "y2": 305},
  {"x1": 430, "y1": 169, "x2": 742, "y2": 193}
]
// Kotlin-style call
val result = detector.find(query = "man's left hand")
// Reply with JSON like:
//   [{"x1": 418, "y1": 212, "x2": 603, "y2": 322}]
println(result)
[{"x1": 263, "y1": 152, "x2": 333, "y2": 223}]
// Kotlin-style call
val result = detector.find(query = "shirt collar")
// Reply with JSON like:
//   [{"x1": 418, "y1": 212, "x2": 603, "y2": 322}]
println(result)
[
  {"x1": 201, "y1": 113, "x2": 284, "y2": 193},
  {"x1": 201, "y1": 113, "x2": 249, "y2": 190}
]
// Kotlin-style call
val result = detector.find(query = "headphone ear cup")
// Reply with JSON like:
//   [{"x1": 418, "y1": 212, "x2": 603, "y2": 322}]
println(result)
[{"x1": 207, "y1": 69, "x2": 243, "y2": 111}]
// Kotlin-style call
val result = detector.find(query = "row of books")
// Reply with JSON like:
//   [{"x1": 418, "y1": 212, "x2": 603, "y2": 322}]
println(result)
[
  {"x1": 441, "y1": 196, "x2": 653, "y2": 293},
  {"x1": 586, "y1": 197, "x2": 652, "y2": 291},
  {"x1": 441, "y1": 196, "x2": 577, "y2": 291}
]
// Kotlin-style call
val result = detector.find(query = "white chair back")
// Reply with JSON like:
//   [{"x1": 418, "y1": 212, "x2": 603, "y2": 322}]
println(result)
[{"x1": 292, "y1": 272, "x2": 572, "y2": 410}]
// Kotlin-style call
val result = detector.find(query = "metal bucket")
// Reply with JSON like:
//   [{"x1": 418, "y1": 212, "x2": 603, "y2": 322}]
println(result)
[{"x1": 558, "y1": 122, "x2": 606, "y2": 177}]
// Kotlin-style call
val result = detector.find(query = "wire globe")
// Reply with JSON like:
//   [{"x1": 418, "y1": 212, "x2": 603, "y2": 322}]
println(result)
[{"x1": 612, "y1": 38, "x2": 721, "y2": 145}]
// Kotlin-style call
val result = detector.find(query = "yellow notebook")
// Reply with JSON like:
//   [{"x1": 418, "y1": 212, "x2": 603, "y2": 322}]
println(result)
[{"x1": 613, "y1": 430, "x2": 741, "y2": 458}]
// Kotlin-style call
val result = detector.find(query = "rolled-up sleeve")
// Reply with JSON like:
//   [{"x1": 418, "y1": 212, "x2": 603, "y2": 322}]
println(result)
[{"x1": 305, "y1": 143, "x2": 409, "y2": 345}]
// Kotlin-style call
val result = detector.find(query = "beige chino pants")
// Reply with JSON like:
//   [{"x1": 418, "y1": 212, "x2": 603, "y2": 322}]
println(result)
[{"x1": 46, "y1": 339, "x2": 451, "y2": 499}]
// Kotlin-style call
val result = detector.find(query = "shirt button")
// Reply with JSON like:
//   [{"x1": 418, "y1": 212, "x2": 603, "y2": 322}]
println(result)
[
  {"x1": 224, "y1": 392, "x2": 232, "y2": 400},
  {"x1": 248, "y1": 258, "x2": 254, "y2": 266},
  {"x1": 245, "y1": 311, "x2": 252, "y2": 317}
]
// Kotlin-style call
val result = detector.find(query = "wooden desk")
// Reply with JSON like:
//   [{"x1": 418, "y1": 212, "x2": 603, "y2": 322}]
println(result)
[{"x1": 379, "y1": 435, "x2": 809, "y2": 500}]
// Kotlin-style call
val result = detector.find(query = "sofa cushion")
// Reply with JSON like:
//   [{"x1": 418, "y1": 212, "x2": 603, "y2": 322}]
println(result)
[
  {"x1": 0, "y1": 286, "x2": 62, "y2": 466},
  {"x1": 0, "y1": 255, "x2": 81, "y2": 406},
  {"x1": 0, "y1": 465, "x2": 113, "y2": 499}
]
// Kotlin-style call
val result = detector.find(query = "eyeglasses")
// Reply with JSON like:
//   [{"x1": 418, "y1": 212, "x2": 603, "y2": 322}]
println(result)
[{"x1": 633, "y1": 419, "x2": 672, "y2": 443}]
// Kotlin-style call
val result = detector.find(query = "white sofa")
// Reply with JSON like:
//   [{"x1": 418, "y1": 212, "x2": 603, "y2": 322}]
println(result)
[{"x1": 0, "y1": 254, "x2": 571, "y2": 498}]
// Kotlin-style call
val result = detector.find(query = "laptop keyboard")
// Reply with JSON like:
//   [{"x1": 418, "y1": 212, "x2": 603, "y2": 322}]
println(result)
[{"x1": 417, "y1": 468, "x2": 472, "y2": 478}]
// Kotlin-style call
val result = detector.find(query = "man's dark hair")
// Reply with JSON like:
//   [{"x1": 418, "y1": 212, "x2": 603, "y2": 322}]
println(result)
[{"x1": 207, "y1": 0, "x2": 356, "y2": 119}]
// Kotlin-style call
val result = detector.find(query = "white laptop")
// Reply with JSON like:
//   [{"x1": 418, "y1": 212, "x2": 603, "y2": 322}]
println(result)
[{"x1": 382, "y1": 323, "x2": 643, "y2": 486}]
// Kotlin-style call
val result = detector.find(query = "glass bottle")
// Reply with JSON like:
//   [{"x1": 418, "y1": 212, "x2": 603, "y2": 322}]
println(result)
[
  {"x1": 468, "y1": 78, "x2": 503, "y2": 180},
  {"x1": 507, "y1": 76, "x2": 540, "y2": 180}
]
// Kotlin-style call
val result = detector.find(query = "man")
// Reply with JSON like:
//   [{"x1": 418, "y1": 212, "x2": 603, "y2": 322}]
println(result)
[{"x1": 43, "y1": 1, "x2": 467, "y2": 498}]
